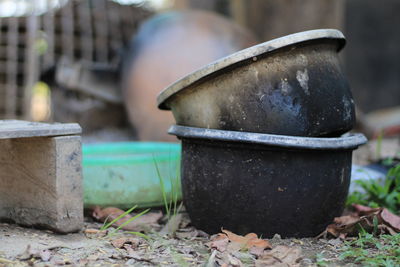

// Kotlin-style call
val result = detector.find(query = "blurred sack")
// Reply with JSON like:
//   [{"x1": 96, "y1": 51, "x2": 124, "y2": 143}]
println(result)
[{"x1": 122, "y1": 9, "x2": 257, "y2": 141}]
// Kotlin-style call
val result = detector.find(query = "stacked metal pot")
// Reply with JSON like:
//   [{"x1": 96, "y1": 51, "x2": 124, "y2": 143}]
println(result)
[{"x1": 157, "y1": 29, "x2": 367, "y2": 237}]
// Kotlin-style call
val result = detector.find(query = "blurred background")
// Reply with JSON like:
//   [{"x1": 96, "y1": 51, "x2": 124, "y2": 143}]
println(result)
[{"x1": 0, "y1": 0, "x2": 399, "y2": 142}]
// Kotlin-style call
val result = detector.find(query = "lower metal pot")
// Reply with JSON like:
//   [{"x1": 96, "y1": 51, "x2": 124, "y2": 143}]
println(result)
[{"x1": 169, "y1": 125, "x2": 367, "y2": 238}]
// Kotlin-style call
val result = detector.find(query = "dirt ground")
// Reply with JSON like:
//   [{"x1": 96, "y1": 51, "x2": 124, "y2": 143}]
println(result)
[
  {"x1": 0, "y1": 216, "x2": 352, "y2": 267},
  {"x1": 1, "y1": 137, "x2": 399, "y2": 267}
]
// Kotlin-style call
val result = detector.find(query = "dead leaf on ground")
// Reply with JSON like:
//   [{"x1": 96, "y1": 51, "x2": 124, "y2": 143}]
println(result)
[
  {"x1": 176, "y1": 228, "x2": 201, "y2": 240},
  {"x1": 91, "y1": 206, "x2": 162, "y2": 231},
  {"x1": 352, "y1": 204, "x2": 380, "y2": 214},
  {"x1": 249, "y1": 246, "x2": 267, "y2": 257},
  {"x1": 111, "y1": 237, "x2": 140, "y2": 249},
  {"x1": 215, "y1": 251, "x2": 244, "y2": 267},
  {"x1": 222, "y1": 229, "x2": 271, "y2": 250},
  {"x1": 319, "y1": 204, "x2": 400, "y2": 239},
  {"x1": 208, "y1": 234, "x2": 230, "y2": 252},
  {"x1": 323, "y1": 215, "x2": 368, "y2": 238},
  {"x1": 123, "y1": 244, "x2": 136, "y2": 255},
  {"x1": 207, "y1": 229, "x2": 271, "y2": 254},
  {"x1": 255, "y1": 245, "x2": 302, "y2": 267},
  {"x1": 379, "y1": 208, "x2": 400, "y2": 231},
  {"x1": 84, "y1": 228, "x2": 107, "y2": 237}
]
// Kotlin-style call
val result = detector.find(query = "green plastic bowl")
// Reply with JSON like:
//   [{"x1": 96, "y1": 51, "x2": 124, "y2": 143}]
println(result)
[{"x1": 82, "y1": 142, "x2": 181, "y2": 208}]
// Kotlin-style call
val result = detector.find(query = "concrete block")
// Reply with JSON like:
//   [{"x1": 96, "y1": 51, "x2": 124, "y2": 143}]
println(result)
[
  {"x1": 0, "y1": 120, "x2": 81, "y2": 139},
  {"x1": 0, "y1": 135, "x2": 83, "y2": 233}
]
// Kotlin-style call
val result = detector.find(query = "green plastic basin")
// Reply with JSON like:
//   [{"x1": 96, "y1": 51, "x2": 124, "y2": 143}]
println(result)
[{"x1": 82, "y1": 142, "x2": 181, "y2": 208}]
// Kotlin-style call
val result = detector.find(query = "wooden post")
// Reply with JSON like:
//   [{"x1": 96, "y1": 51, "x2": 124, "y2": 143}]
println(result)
[{"x1": 0, "y1": 121, "x2": 83, "y2": 233}]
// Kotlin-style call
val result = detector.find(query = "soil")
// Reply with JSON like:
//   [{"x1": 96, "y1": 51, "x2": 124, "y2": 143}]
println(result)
[
  {"x1": 1, "y1": 137, "x2": 399, "y2": 266},
  {"x1": 0, "y1": 216, "x2": 353, "y2": 267}
]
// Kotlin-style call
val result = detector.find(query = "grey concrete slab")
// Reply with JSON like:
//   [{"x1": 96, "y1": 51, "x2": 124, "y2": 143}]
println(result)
[
  {"x1": 0, "y1": 120, "x2": 81, "y2": 139},
  {"x1": 0, "y1": 120, "x2": 83, "y2": 233}
]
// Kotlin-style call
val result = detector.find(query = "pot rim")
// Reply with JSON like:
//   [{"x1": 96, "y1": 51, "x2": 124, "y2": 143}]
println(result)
[
  {"x1": 157, "y1": 29, "x2": 346, "y2": 110},
  {"x1": 168, "y1": 125, "x2": 367, "y2": 150}
]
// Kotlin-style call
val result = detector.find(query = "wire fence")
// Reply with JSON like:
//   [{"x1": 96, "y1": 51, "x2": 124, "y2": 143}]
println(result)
[{"x1": 0, "y1": 0, "x2": 150, "y2": 120}]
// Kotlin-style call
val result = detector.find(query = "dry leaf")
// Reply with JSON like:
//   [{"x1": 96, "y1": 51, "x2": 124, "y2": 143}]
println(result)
[
  {"x1": 176, "y1": 229, "x2": 199, "y2": 240},
  {"x1": 84, "y1": 228, "x2": 107, "y2": 237},
  {"x1": 123, "y1": 244, "x2": 136, "y2": 255},
  {"x1": 84, "y1": 228, "x2": 101, "y2": 234},
  {"x1": 221, "y1": 229, "x2": 272, "y2": 250},
  {"x1": 255, "y1": 245, "x2": 302, "y2": 267},
  {"x1": 111, "y1": 237, "x2": 140, "y2": 249},
  {"x1": 208, "y1": 234, "x2": 229, "y2": 252},
  {"x1": 92, "y1": 206, "x2": 162, "y2": 231},
  {"x1": 323, "y1": 214, "x2": 364, "y2": 237},
  {"x1": 352, "y1": 204, "x2": 380, "y2": 214},
  {"x1": 319, "y1": 204, "x2": 400, "y2": 238},
  {"x1": 249, "y1": 246, "x2": 266, "y2": 257},
  {"x1": 208, "y1": 229, "x2": 271, "y2": 259},
  {"x1": 380, "y1": 208, "x2": 400, "y2": 231},
  {"x1": 334, "y1": 215, "x2": 361, "y2": 225},
  {"x1": 92, "y1": 206, "x2": 124, "y2": 220},
  {"x1": 215, "y1": 251, "x2": 244, "y2": 267}
]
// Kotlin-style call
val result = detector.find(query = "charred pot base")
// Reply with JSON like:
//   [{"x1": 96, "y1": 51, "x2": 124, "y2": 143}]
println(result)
[{"x1": 169, "y1": 125, "x2": 367, "y2": 238}]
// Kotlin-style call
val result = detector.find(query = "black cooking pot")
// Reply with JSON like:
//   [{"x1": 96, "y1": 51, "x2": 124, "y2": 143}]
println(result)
[
  {"x1": 169, "y1": 125, "x2": 367, "y2": 237},
  {"x1": 158, "y1": 29, "x2": 355, "y2": 137}
]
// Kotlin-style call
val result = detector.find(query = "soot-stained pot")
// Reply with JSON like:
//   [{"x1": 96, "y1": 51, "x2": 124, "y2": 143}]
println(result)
[
  {"x1": 169, "y1": 125, "x2": 367, "y2": 237},
  {"x1": 158, "y1": 29, "x2": 355, "y2": 137}
]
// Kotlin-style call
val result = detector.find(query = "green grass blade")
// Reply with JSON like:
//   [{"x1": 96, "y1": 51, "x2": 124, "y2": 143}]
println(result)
[
  {"x1": 101, "y1": 205, "x2": 137, "y2": 230},
  {"x1": 125, "y1": 231, "x2": 150, "y2": 240},
  {"x1": 177, "y1": 201, "x2": 183, "y2": 213},
  {"x1": 153, "y1": 157, "x2": 170, "y2": 217},
  {"x1": 112, "y1": 208, "x2": 150, "y2": 233},
  {"x1": 168, "y1": 175, "x2": 174, "y2": 217},
  {"x1": 100, "y1": 214, "x2": 112, "y2": 230},
  {"x1": 173, "y1": 165, "x2": 180, "y2": 216}
]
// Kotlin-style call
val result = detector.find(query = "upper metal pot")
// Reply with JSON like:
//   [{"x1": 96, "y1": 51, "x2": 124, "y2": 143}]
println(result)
[{"x1": 158, "y1": 29, "x2": 355, "y2": 137}]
